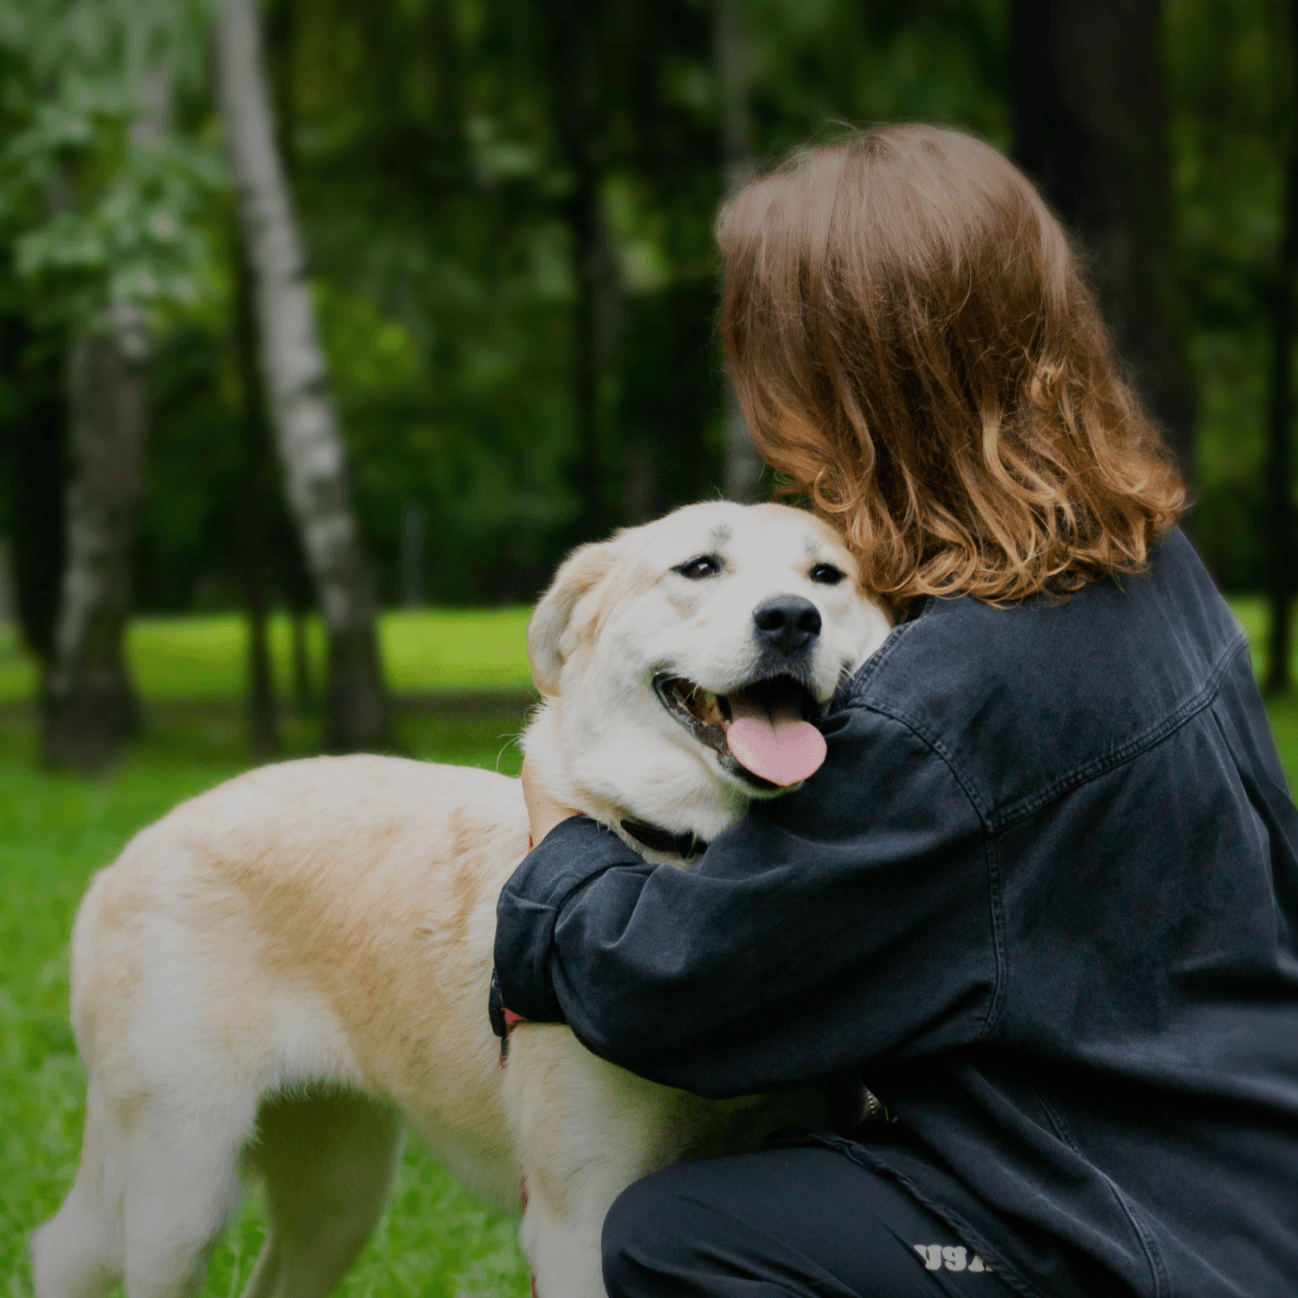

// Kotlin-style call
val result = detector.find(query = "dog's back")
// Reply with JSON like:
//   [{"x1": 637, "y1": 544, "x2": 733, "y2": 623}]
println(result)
[{"x1": 35, "y1": 755, "x2": 528, "y2": 1298}]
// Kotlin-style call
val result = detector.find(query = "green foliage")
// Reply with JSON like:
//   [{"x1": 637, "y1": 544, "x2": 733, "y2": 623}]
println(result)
[
  {"x1": 744, "y1": 0, "x2": 1007, "y2": 154},
  {"x1": 121, "y1": 0, "x2": 1022, "y2": 610},
  {"x1": 0, "y1": 0, "x2": 226, "y2": 331},
  {"x1": 2, "y1": 0, "x2": 1295, "y2": 622},
  {"x1": 1167, "y1": 0, "x2": 1296, "y2": 587}
]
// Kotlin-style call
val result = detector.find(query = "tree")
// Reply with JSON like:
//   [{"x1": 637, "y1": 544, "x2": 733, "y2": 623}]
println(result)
[
  {"x1": 716, "y1": 0, "x2": 764, "y2": 503},
  {"x1": 232, "y1": 223, "x2": 279, "y2": 753},
  {"x1": 214, "y1": 0, "x2": 387, "y2": 752},
  {"x1": 536, "y1": 0, "x2": 631, "y2": 546},
  {"x1": 1265, "y1": 0, "x2": 1298, "y2": 693},
  {"x1": 43, "y1": 73, "x2": 170, "y2": 769},
  {"x1": 43, "y1": 305, "x2": 149, "y2": 767},
  {"x1": 1010, "y1": 0, "x2": 1196, "y2": 489},
  {"x1": 0, "y1": 312, "x2": 64, "y2": 670},
  {"x1": 0, "y1": 0, "x2": 220, "y2": 769}
]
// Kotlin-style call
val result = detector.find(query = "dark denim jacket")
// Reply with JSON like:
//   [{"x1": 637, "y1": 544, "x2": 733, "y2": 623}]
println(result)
[{"x1": 494, "y1": 530, "x2": 1298, "y2": 1298}]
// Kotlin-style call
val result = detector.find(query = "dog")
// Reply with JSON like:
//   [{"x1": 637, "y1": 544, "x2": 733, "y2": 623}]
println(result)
[{"x1": 32, "y1": 500, "x2": 891, "y2": 1298}]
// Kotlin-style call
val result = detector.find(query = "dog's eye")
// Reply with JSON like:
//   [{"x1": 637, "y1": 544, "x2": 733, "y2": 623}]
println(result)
[
  {"x1": 810, "y1": 563, "x2": 845, "y2": 586},
  {"x1": 675, "y1": 554, "x2": 722, "y2": 580}
]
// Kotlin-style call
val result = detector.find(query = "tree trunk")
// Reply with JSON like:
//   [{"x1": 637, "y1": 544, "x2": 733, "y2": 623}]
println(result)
[
  {"x1": 399, "y1": 502, "x2": 426, "y2": 607},
  {"x1": 214, "y1": 0, "x2": 386, "y2": 752},
  {"x1": 568, "y1": 177, "x2": 621, "y2": 539},
  {"x1": 0, "y1": 315, "x2": 65, "y2": 668},
  {"x1": 43, "y1": 309, "x2": 147, "y2": 770},
  {"x1": 540, "y1": 0, "x2": 626, "y2": 544},
  {"x1": 234, "y1": 225, "x2": 280, "y2": 755},
  {"x1": 283, "y1": 536, "x2": 314, "y2": 713},
  {"x1": 42, "y1": 69, "x2": 174, "y2": 770},
  {"x1": 1265, "y1": 0, "x2": 1298, "y2": 695},
  {"x1": 716, "y1": 0, "x2": 764, "y2": 503},
  {"x1": 1010, "y1": 0, "x2": 1196, "y2": 490},
  {"x1": 0, "y1": 536, "x2": 14, "y2": 628}
]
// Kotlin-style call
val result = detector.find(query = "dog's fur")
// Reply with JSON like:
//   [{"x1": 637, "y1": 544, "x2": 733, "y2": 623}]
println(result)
[{"x1": 32, "y1": 502, "x2": 890, "y2": 1298}]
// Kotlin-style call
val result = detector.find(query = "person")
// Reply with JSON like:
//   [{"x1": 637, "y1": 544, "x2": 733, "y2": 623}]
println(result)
[{"x1": 493, "y1": 125, "x2": 1298, "y2": 1298}]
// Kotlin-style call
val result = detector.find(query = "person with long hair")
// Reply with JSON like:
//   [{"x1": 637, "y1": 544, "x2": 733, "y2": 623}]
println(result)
[{"x1": 497, "y1": 125, "x2": 1298, "y2": 1298}]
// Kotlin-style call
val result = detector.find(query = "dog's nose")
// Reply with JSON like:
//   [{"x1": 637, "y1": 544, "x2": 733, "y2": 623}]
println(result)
[{"x1": 753, "y1": 596, "x2": 822, "y2": 655}]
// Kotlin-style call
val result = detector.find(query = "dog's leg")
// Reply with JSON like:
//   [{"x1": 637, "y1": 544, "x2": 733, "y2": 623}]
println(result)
[
  {"x1": 31, "y1": 1085, "x2": 125, "y2": 1298},
  {"x1": 240, "y1": 1090, "x2": 405, "y2": 1298},
  {"x1": 118, "y1": 1113, "x2": 245, "y2": 1298},
  {"x1": 507, "y1": 1026, "x2": 703, "y2": 1298}
]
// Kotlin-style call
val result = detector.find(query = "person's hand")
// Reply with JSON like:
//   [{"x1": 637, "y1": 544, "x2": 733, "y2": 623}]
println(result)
[{"x1": 519, "y1": 751, "x2": 579, "y2": 850}]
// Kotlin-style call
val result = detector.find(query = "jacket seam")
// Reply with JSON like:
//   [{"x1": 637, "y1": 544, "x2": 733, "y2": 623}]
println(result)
[
  {"x1": 834, "y1": 700, "x2": 1003, "y2": 1039},
  {"x1": 1021, "y1": 1093, "x2": 1167, "y2": 1296},
  {"x1": 990, "y1": 632, "x2": 1247, "y2": 833},
  {"x1": 1104, "y1": 1179, "x2": 1171, "y2": 1298},
  {"x1": 847, "y1": 615, "x2": 927, "y2": 691},
  {"x1": 1026, "y1": 1081, "x2": 1080, "y2": 1154},
  {"x1": 850, "y1": 697, "x2": 994, "y2": 827},
  {"x1": 978, "y1": 835, "x2": 1009, "y2": 1044},
  {"x1": 846, "y1": 628, "x2": 1248, "y2": 841},
  {"x1": 815, "y1": 1135, "x2": 1055, "y2": 1298}
]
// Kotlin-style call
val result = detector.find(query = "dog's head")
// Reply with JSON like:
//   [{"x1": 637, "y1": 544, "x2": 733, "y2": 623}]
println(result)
[{"x1": 522, "y1": 502, "x2": 890, "y2": 858}]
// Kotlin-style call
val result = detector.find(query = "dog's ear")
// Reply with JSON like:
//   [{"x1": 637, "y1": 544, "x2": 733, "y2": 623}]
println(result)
[{"x1": 528, "y1": 541, "x2": 618, "y2": 696}]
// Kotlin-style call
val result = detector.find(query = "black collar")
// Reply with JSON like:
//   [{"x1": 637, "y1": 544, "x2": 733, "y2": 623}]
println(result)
[{"x1": 620, "y1": 817, "x2": 708, "y2": 862}]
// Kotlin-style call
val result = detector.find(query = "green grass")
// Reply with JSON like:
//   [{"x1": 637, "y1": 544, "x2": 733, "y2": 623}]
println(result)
[
  {"x1": 3, "y1": 597, "x2": 1298, "y2": 1296},
  {"x1": 0, "y1": 606, "x2": 534, "y2": 705},
  {"x1": 1, "y1": 608, "x2": 536, "y2": 1297},
  {"x1": 1, "y1": 696, "x2": 535, "y2": 1296}
]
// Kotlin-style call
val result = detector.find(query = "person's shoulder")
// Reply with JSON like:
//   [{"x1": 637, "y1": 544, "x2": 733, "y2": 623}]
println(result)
[{"x1": 841, "y1": 529, "x2": 1248, "y2": 818}]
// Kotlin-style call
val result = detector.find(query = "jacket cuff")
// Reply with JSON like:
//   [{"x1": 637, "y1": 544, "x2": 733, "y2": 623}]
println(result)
[{"x1": 492, "y1": 815, "x2": 643, "y2": 1023}]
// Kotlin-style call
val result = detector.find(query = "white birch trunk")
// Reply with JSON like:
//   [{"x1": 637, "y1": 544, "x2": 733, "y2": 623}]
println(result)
[
  {"x1": 214, "y1": 0, "x2": 385, "y2": 750},
  {"x1": 716, "y1": 0, "x2": 764, "y2": 503},
  {"x1": 42, "y1": 73, "x2": 173, "y2": 770}
]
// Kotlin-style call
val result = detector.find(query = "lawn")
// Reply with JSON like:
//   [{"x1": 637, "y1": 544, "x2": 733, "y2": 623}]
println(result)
[
  {"x1": 2, "y1": 598, "x2": 1297, "y2": 1297},
  {"x1": 0, "y1": 609, "x2": 535, "y2": 1298},
  {"x1": 0, "y1": 607, "x2": 535, "y2": 706}
]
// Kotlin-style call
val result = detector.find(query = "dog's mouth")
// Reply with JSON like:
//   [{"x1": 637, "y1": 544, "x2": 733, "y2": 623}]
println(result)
[{"x1": 653, "y1": 672, "x2": 828, "y2": 789}]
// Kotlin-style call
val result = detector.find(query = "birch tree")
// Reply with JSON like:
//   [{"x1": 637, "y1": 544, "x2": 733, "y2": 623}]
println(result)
[
  {"x1": 0, "y1": 0, "x2": 221, "y2": 769},
  {"x1": 44, "y1": 70, "x2": 170, "y2": 769},
  {"x1": 214, "y1": 0, "x2": 386, "y2": 751},
  {"x1": 42, "y1": 305, "x2": 148, "y2": 767}
]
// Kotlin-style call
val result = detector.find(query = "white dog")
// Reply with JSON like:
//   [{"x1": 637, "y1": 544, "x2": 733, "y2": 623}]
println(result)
[{"x1": 32, "y1": 501, "x2": 890, "y2": 1298}]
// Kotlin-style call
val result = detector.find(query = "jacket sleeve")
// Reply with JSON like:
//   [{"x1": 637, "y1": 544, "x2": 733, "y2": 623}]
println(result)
[{"x1": 494, "y1": 698, "x2": 1000, "y2": 1098}]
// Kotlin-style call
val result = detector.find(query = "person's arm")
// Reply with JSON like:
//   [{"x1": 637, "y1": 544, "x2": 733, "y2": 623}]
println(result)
[{"x1": 495, "y1": 699, "x2": 999, "y2": 1098}]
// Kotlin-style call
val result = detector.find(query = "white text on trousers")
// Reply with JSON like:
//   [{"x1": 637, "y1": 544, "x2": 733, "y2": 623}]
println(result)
[{"x1": 914, "y1": 1245, "x2": 993, "y2": 1272}]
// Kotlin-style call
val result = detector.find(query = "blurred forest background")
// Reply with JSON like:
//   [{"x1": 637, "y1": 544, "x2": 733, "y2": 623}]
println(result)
[
  {"x1": 7, "y1": 3, "x2": 1298, "y2": 1290},
  {"x1": 0, "y1": 0, "x2": 1295, "y2": 769}
]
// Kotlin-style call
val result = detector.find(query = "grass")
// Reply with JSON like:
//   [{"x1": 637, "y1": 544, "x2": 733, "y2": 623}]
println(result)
[
  {"x1": 1, "y1": 609, "x2": 535, "y2": 1298},
  {"x1": 0, "y1": 606, "x2": 535, "y2": 705},
  {"x1": 3, "y1": 597, "x2": 1298, "y2": 1296}
]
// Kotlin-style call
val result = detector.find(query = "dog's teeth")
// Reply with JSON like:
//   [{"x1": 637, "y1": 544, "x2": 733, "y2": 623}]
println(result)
[{"x1": 696, "y1": 690, "x2": 731, "y2": 726}]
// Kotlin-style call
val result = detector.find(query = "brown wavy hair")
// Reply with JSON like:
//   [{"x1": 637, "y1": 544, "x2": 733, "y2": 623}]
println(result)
[{"x1": 717, "y1": 124, "x2": 1185, "y2": 607}]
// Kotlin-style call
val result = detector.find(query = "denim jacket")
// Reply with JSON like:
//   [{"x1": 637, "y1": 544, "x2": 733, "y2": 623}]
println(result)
[{"x1": 494, "y1": 529, "x2": 1298, "y2": 1298}]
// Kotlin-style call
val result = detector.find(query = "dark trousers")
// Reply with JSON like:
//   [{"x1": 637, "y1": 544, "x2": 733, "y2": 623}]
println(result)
[{"x1": 602, "y1": 1145, "x2": 1018, "y2": 1298}]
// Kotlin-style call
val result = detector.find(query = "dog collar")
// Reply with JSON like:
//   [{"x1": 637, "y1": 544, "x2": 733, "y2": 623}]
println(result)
[{"x1": 620, "y1": 818, "x2": 709, "y2": 862}]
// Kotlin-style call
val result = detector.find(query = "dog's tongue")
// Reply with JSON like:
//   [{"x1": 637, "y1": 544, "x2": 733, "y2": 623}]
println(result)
[{"x1": 726, "y1": 693, "x2": 827, "y2": 787}]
